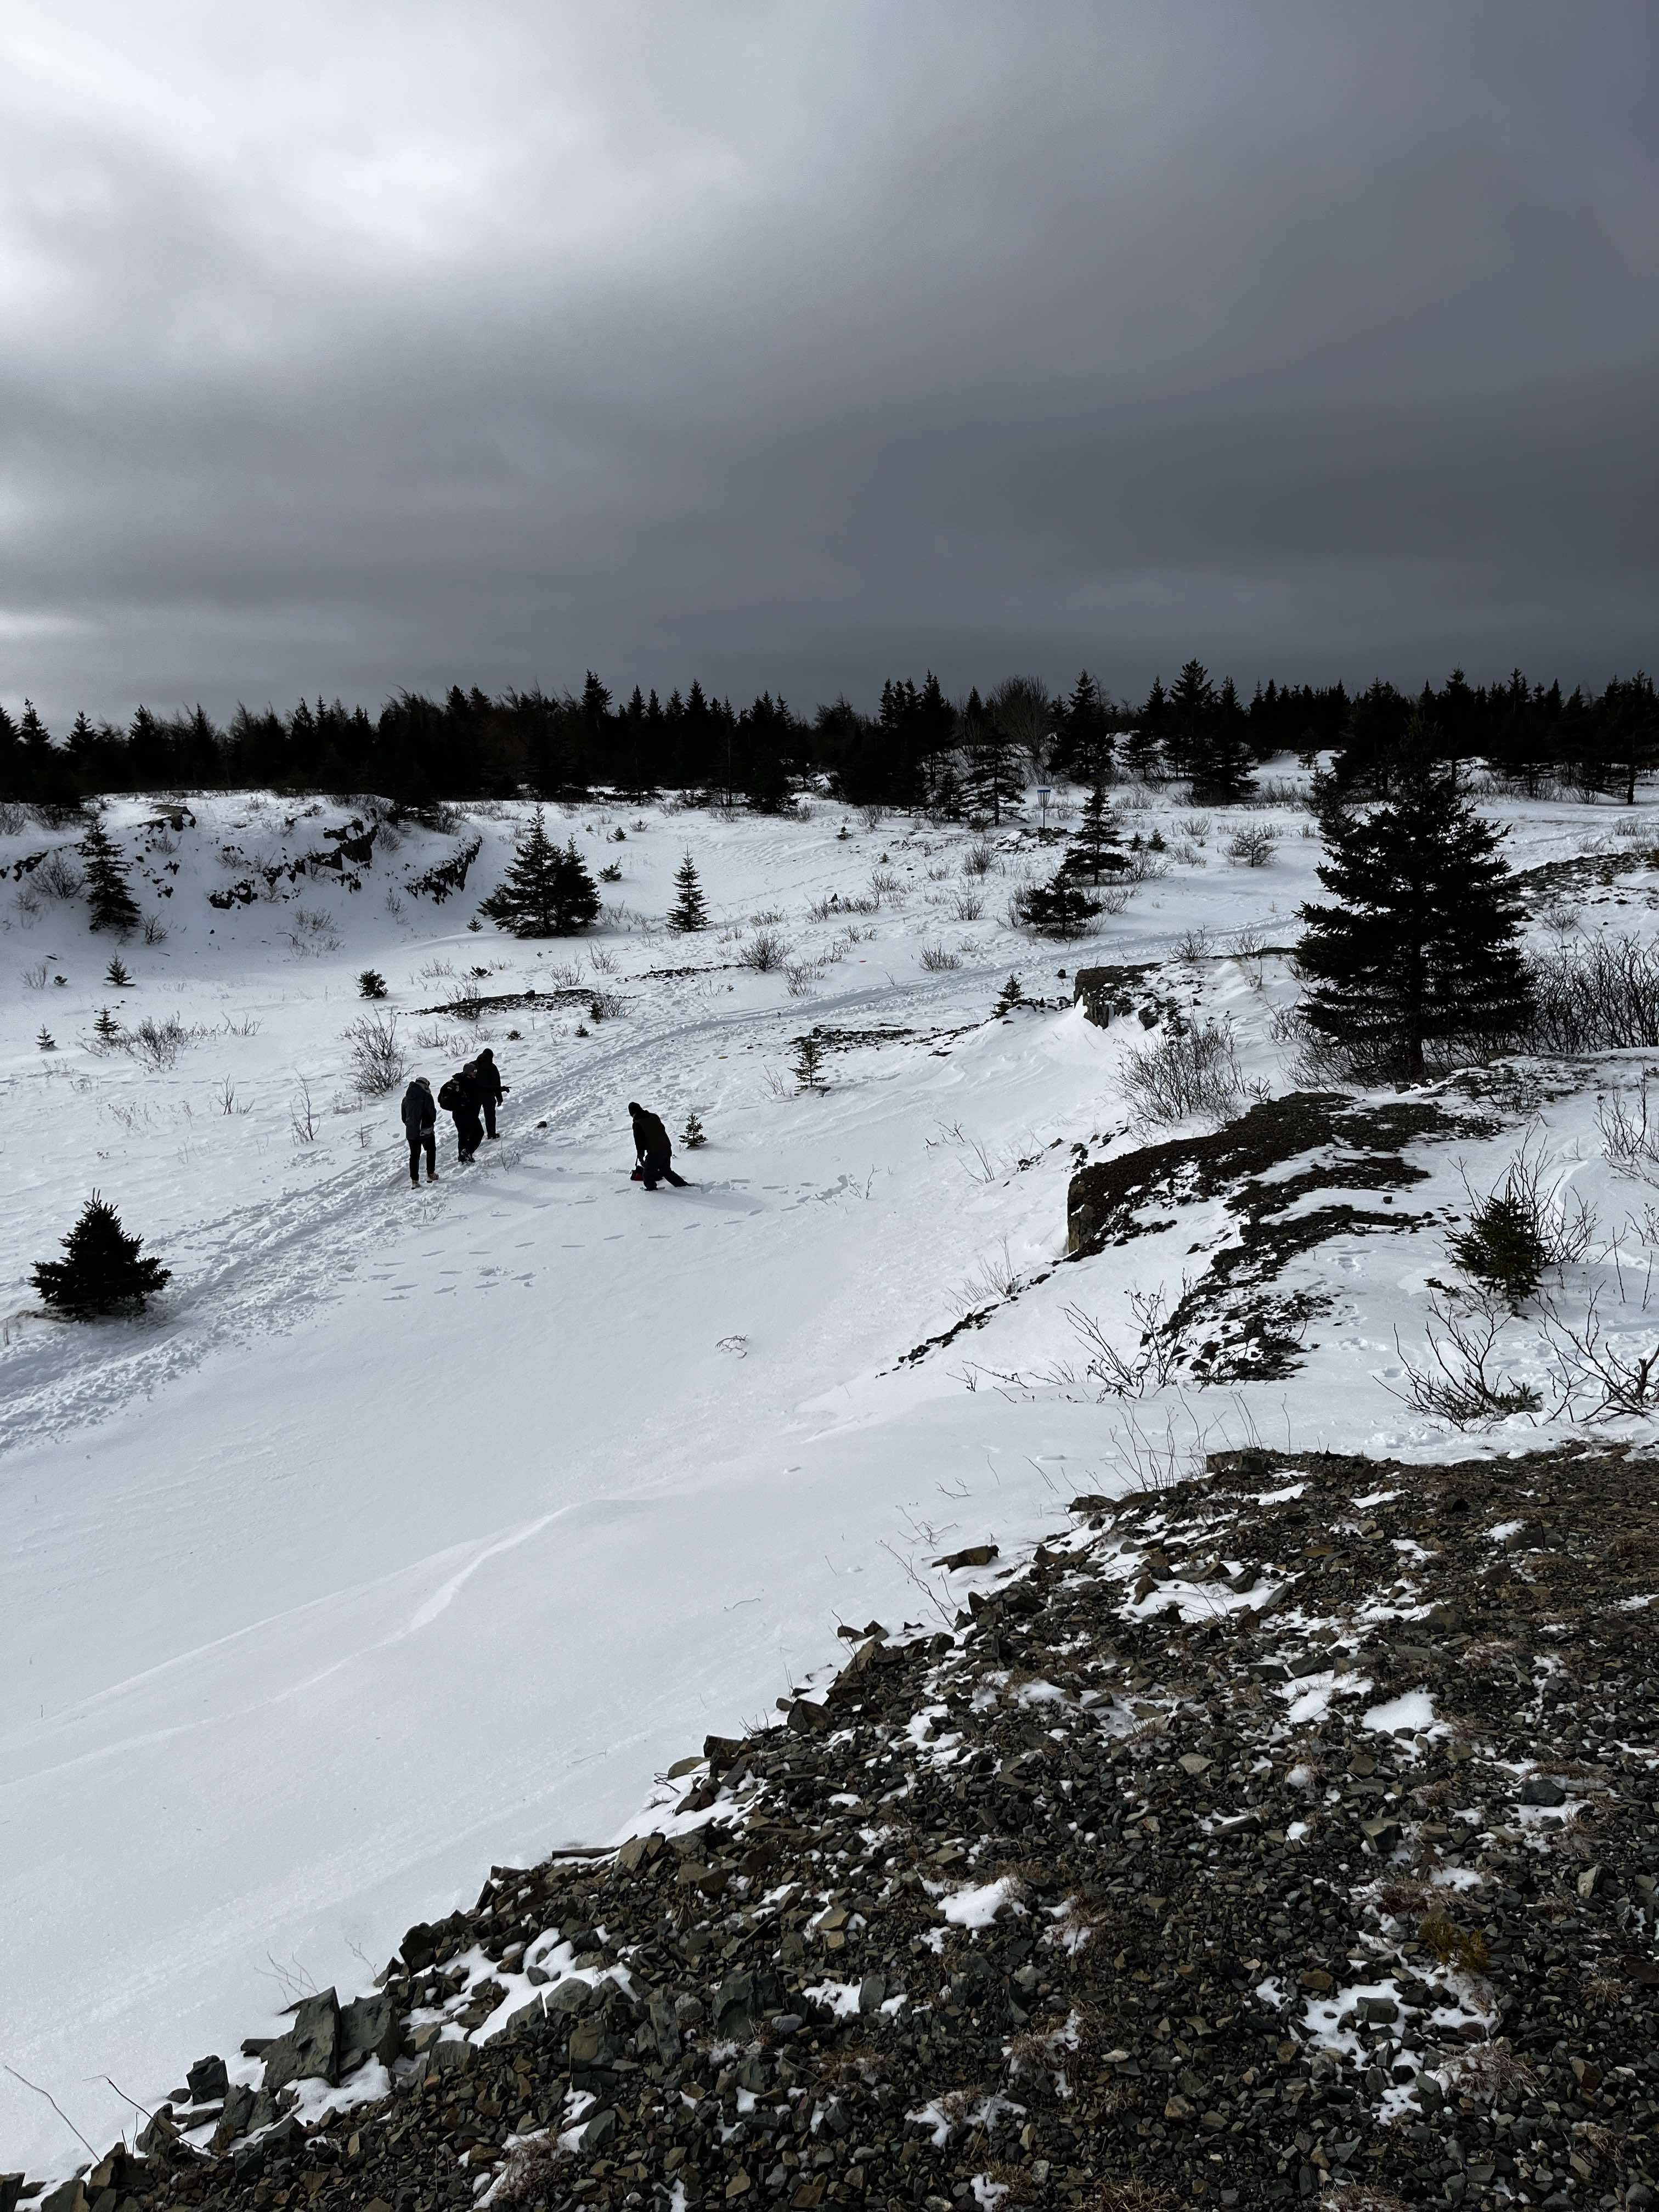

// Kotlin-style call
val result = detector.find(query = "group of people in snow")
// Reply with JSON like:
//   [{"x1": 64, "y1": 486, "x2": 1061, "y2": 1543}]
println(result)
[
  {"x1": 398, "y1": 1049, "x2": 505, "y2": 1181},
  {"x1": 397, "y1": 1056, "x2": 687, "y2": 1194}
]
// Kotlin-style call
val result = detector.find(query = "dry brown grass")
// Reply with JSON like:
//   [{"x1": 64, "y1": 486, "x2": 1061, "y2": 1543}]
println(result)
[
  {"x1": 1091, "y1": 2186, "x2": 1181, "y2": 2212},
  {"x1": 490, "y1": 2134, "x2": 562, "y2": 2206}
]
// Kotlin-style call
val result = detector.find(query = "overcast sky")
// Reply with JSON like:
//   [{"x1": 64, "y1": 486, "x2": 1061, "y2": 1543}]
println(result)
[{"x1": 1, "y1": 0, "x2": 1654, "y2": 726}]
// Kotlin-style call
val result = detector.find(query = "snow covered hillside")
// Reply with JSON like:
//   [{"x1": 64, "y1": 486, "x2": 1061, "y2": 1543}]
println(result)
[{"x1": 4, "y1": 776, "x2": 1658, "y2": 2174}]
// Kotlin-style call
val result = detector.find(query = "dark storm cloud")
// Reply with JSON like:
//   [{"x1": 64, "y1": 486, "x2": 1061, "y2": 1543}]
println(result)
[{"x1": 1, "y1": 0, "x2": 1654, "y2": 724}]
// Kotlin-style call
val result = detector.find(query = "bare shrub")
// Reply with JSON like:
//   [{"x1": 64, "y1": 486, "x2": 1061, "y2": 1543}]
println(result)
[
  {"x1": 784, "y1": 960, "x2": 822, "y2": 998},
  {"x1": 868, "y1": 867, "x2": 903, "y2": 901},
  {"x1": 1543, "y1": 1291, "x2": 1659, "y2": 1418},
  {"x1": 286, "y1": 905, "x2": 340, "y2": 956},
  {"x1": 962, "y1": 841, "x2": 995, "y2": 876},
  {"x1": 920, "y1": 942, "x2": 962, "y2": 971},
  {"x1": 1387, "y1": 1293, "x2": 1543, "y2": 1426},
  {"x1": 22, "y1": 960, "x2": 48, "y2": 990},
  {"x1": 142, "y1": 914, "x2": 167, "y2": 945},
  {"x1": 951, "y1": 887, "x2": 985, "y2": 920},
  {"x1": 0, "y1": 800, "x2": 29, "y2": 834},
  {"x1": 1061, "y1": 1288, "x2": 1190, "y2": 1397},
  {"x1": 960, "y1": 1238, "x2": 1020, "y2": 1310},
  {"x1": 1519, "y1": 935, "x2": 1659, "y2": 1053},
  {"x1": 1598, "y1": 1081, "x2": 1659, "y2": 1178},
  {"x1": 126, "y1": 1014, "x2": 204, "y2": 1070},
  {"x1": 1119, "y1": 1016, "x2": 1263, "y2": 1130},
  {"x1": 1224, "y1": 823, "x2": 1277, "y2": 866},
  {"x1": 38, "y1": 847, "x2": 86, "y2": 900},
  {"x1": 740, "y1": 927, "x2": 791, "y2": 973},
  {"x1": 344, "y1": 1010, "x2": 406, "y2": 1098}
]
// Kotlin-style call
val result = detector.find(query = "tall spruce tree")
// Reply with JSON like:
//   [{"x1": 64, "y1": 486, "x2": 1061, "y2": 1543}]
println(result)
[
  {"x1": 1063, "y1": 783, "x2": 1125, "y2": 883},
  {"x1": 1124, "y1": 679, "x2": 1167, "y2": 781},
  {"x1": 478, "y1": 810, "x2": 599, "y2": 935},
  {"x1": 1187, "y1": 676, "x2": 1255, "y2": 803},
  {"x1": 1297, "y1": 747, "x2": 1532, "y2": 1078},
  {"x1": 78, "y1": 816, "x2": 142, "y2": 934},
  {"x1": 33, "y1": 1192, "x2": 171, "y2": 1316},
  {"x1": 1165, "y1": 659, "x2": 1216, "y2": 783},
  {"x1": 667, "y1": 852, "x2": 709, "y2": 932},
  {"x1": 1053, "y1": 670, "x2": 1114, "y2": 785}
]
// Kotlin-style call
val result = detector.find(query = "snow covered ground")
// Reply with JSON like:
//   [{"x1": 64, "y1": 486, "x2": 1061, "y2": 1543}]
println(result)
[{"x1": 3, "y1": 772, "x2": 1657, "y2": 2173}]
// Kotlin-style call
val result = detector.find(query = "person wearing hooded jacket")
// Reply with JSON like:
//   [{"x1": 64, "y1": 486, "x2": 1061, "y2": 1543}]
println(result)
[
  {"x1": 400, "y1": 1075, "x2": 438, "y2": 1185},
  {"x1": 629, "y1": 1100, "x2": 687, "y2": 1190},
  {"x1": 438, "y1": 1064, "x2": 484, "y2": 1164},
  {"x1": 468, "y1": 1046, "x2": 507, "y2": 1138}
]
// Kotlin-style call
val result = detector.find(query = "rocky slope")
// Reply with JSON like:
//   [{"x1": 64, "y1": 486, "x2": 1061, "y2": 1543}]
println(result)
[{"x1": 10, "y1": 1442, "x2": 1657, "y2": 2212}]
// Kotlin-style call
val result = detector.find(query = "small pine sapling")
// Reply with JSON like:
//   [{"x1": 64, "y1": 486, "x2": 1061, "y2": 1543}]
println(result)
[
  {"x1": 92, "y1": 1006, "x2": 122, "y2": 1044},
  {"x1": 357, "y1": 968, "x2": 389, "y2": 1000},
  {"x1": 994, "y1": 974, "x2": 1026, "y2": 1016},
  {"x1": 32, "y1": 1192, "x2": 171, "y2": 1316},
  {"x1": 37, "y1": 1025, "x2": 56, "y2": 1051},
  {"x1": 105, "y1": 956, "x2": 133, "y2": 988},
  {"x1": 599, "y1": 861, "x2": 622, "y2": 882},
  {"x1": 668, "y1": 852, "x2": 709, "y2": 932},
  {"x1": 682, "y1": 1110, "x2": 707, "y2": 1149},
  {"x1": 792, "y1": 1034, "x2": 827, "y2": 1092}
]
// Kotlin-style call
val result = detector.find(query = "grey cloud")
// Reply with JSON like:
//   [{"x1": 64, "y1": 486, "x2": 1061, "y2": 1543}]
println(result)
[{"x1": 0, "y1": 0, "x2": 1654, "y2": 724}]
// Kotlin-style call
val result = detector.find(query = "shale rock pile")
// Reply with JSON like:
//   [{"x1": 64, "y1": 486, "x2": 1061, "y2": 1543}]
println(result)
[{"x1": 12, "y1": 1443, "x2": 1657, "y2": 2212}]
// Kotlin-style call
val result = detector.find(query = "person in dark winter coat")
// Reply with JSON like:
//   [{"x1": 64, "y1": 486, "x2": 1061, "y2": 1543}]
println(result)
[
  {"x1": 400, "y1": 1075, "x2": 438, "y2": 1186},
  {"x1": 468, "y1": 1047, "x2": 508, "y2": 1138},
  {"x1": 439, "y1": 1065, "x2": 484, "y2": 1164},
  {"x1": 629, "y1": 1100, "x2": 687, "y2": 1190}
]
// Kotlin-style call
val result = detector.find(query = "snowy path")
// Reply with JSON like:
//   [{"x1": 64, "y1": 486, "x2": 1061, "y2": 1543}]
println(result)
[{"x1": 0, "y1": 945, "x2": 1127, "y2": 2171}]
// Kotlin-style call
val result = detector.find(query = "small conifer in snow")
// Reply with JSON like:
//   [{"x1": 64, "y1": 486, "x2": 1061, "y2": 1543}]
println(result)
[
  {"x1": 357, "y1": 968, "x2": 389, "y2": 999},
  {"x1": 668, "y1": 853, "x2": 709, "y2": 932},
  {"x1": 1062, "y1": 783, "x2": 1125, "y2": 884},
  {"x1": 37, "y1": 1025, "x2": 56, "y2": 1051},
  {"x1": 92, "y1": 1007, "x2": 122, "y2": 1045},
  {"x1": 792, "y1": 1034, "x2": 827, "y2": 1092},
  {"x1": 993, "y1": 973, "x2": 1025, "y2": 1015},
  {"x1": 682, "y1": 1110, "x2": 707, "y2": 1149},
  {"x1": 78, "y1": 817, "x2": 142, "y2": 935},
  {"x1": 1013, "y1": 873, "x2": 1101, "y2": 939},
  {"x1": 33, "y1": 1193, "x2": 171, "y2": 1317},
  {"x1": 105, "y1": 956, "x2": 133, "y2": 988}
]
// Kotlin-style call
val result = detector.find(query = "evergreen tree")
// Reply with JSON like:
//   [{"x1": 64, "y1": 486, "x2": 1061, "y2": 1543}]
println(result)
[
  {"x1": 1165, "y1": 659, "x2": 1216, "y2": 782},
  {"x1": 478, "y1": 810, "x2": 599, "y2": 935},
  {"x1": 92, "y1": 1006, "x2": 122, "y2": 1045},
  {"x1": 1062, "y1": 782, "x2": 1125, "y2": 884},
  {"x1": 667, "y1": 852, "x2": 709, "y2": 932},
  {"x1": 1013, "y1": 872, "x2": 1101, "y2": 939},
  {"x1": 104, "y1": 956, "x2": 133, "y2": 988},
  {"x1": 1297, "y1": 746, "x2": 1532, "y2": 1079},
  {"x1": 1124, "y1": 679, "x2": 1167, "y2": 781},
  {"x1": 79, "y1": 817, "x2": 141, "y2": 934},
  {"x1": 682, "y1": 1110, "x2": 707, "y2": 1149},
  {"x1": 792, "y1": 1033, "x2": 827, "y2": 1091},
  {"x1": 33, "y1": 1192, "x2": 171, "y2": 1316},
  {"x1": 993, "y1": 973, "x2": 1026, "y2": 1015},
  {"x1": 1053, "y1": 670, "x2": 1114, "y2": 785},
  {"x1": 1187, "y1": 676, "x2": 1255, "y2": 803},
  {"x1": 961, "y1": 698, "x2": 1025, "y2": 825}
]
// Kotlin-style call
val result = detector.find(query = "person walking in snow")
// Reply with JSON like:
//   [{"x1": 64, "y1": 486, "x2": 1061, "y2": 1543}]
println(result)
[
  {"x1": 629, "y1": 1100, "x2": 688, "y2": 1190},
  {"x1": 400, "y1": 1075, "x2": 438, "y2": 1186},
  {"x1": 468, "y1": 1047, "x2": 508, "y2": 1140},
  {"x1": 439, "y1": 1064, "x2": 484, "y2": 1165}
]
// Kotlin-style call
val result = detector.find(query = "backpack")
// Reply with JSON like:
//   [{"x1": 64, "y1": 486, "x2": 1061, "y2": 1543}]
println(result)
[{"x1": 437, "y1": 1077, "x2": 462, "y2": 1112}]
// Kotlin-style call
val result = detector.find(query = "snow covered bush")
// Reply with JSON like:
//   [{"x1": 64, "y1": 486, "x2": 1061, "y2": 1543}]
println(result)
[
  {"x1": 1119, "y1": 1016, "x2": 1262, "y2": 1130},
  {"x1": 344, "y1": 1010, "x2": 406, "y2": 1097}
]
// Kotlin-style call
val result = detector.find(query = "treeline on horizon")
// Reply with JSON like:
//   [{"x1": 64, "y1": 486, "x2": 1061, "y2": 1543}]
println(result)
[{"x1": 1, "y1": 661, "x2": 1655, "y2": 814}]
